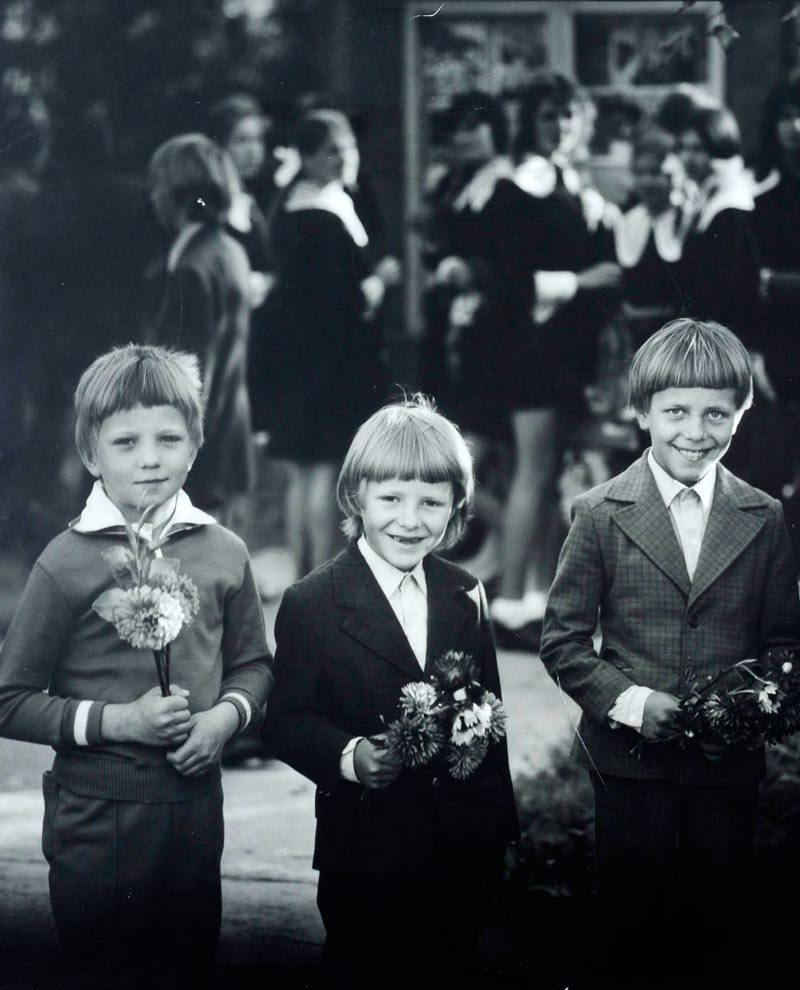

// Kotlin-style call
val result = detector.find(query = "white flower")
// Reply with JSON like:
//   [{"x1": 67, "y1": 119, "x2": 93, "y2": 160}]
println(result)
[
  {"x1": 757, "y1": 682, "x2": 779, "y2": 713},
  {"x1": 782, "y1": 662, "x2": 793, "y2": 674},
  {"x1": 114, "y1": 586, "x2": 185, "y2": 651},
  {"x1": 451, "y1": 702, "x2": 493, "y2": 746},
  {"x1": 453, "y1": 688, "x2": 467, "y2": 702}
]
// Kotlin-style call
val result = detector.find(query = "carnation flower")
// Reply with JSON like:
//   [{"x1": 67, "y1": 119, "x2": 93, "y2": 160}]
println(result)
[
  {"x1": 783, "y1": 662, "x2": 793, "y2": 674},
  {"x1": 113, "y1": 586, "x2": 185, "y2": 651},
  {"x1": 151, "y1": 570, "x2": 200, "y2": 626}
]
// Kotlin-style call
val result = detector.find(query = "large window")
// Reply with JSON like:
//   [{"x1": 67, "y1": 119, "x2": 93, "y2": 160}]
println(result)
[{"x1": 402, "y1": 0, "x2": 724, "y2": 335}]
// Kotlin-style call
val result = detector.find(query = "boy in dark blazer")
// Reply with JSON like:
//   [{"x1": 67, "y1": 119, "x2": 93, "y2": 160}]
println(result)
[
  {"x1": 541, "y1": 318, "x2": 800, "y2": 989},
  {"x1": 263, "y1": 398, "x2": 518, "y2": 990}
]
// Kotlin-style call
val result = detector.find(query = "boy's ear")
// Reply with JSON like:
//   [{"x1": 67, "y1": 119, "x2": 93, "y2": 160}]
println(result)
[
  {"x1": 635, "y1": 409, "x2": 650, "y2": 430},
  {"x1": 81, "y1": 450, "x2": 102, "y2": 479}
]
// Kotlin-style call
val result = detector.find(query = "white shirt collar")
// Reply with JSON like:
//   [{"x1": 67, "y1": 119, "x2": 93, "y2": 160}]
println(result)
[
  {"x1": 647, "y1": 448, "x2": 716, "y2": 517},
  {"x1": 71, "y1": 480, "x2": 216, "y2": 537},
  {"x1": 285, "y1": 179, "x2": 368, "y2": 247},
  {"x1": 357, "y1": 535, "x2": 428, "y2": 600}
]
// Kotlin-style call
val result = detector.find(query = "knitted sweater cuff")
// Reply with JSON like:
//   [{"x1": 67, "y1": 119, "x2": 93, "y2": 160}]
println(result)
[{"x1": 60, "y1": 700, "x2": 107, "y2": 747}]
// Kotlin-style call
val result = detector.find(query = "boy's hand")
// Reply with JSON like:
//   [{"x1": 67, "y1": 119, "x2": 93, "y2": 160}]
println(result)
[
  {"x1": 102, "y1": 685, "x2": 191, "y2": 746},
  {"x1": 641, "y1": 691, "x2": 680, "y2": 740},
  {"x1": 166, "y1": 703, "x2": 239, "y2": 778},
  {"x1": 353, "y1": 737, "x2": 402, "y2": 790}
]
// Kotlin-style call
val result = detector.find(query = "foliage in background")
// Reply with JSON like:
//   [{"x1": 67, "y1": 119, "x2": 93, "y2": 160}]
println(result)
[
  {"x1": 502, "y1": 736, "x2": 800, "y2": 976},
  {"x1": 0, "y1": 0, "x2": 325, "y2": 169}
]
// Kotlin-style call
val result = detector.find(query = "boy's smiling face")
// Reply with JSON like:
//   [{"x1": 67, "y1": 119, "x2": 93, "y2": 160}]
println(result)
[
  {"x1": 637, "y1": 387, "x2": 743, "y2": 485},
  {"x1": 83, "y1": 404, "x2": 197, "y2": 523},
  {"x1": 360, "y1": 478, "x2": 455, "y2": 571}
]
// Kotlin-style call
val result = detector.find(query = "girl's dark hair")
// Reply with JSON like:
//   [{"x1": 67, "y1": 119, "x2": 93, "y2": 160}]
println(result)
[
  {"x1": 294, "y1": 115, "x2": 337, "y2": 159},
  {"x1": 446, "y1": 90, "x2": 510, "y2": 154},
  {"x1": 208, "y1": 93, "x2": 268, "y2": 148},
  {"x1": 758, "y1": 72, "x2": 800, "y2": 175},
  {"x1": 148, "y1": 133, "x2": 235, "y2": 225},
  {"x1": 682, "y1": 105, "x2": 742, "y2": 160},
  {"x1": 654, "y1": 85, "x2": 720, "y2": 136},
  {"x1": 514, "y1": 72, "x2": 581, "y2": 158}
]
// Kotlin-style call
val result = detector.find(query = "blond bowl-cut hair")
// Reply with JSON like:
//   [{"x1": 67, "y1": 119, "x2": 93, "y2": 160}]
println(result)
[
  {"x1": 74, "y1": 344, "x2": 204, "y2": 463},
  {"x1": 628, "y1": 317, "x2": 753, "y2": 416},
  {"x1": 336, "y1": 395, "x2": 475, "y2": 549}
]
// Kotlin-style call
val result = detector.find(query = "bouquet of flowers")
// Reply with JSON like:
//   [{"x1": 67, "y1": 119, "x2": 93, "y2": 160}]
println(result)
[
  {"x1": 379, "y1": 650, "x2": 508, "y2": 781},
  {"x1": 673, "y1": 647, "x2": 800, "y2": 749},
  {"x1": 92, "y1": 503, "x2": 199, "y2": 697}
]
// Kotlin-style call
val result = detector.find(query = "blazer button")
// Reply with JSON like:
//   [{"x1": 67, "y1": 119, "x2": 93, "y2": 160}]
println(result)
[
  {"x1": 688, "y1": 615, "x2": 700, "y2": 629},
  {"x1": 432, "y1": 777, "x2": 440, "y2": 788}
]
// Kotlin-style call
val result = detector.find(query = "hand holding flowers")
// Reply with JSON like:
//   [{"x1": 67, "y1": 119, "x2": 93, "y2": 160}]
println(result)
[{"x1": 672, "y1": 648, "x2": 800, "y2": 751}]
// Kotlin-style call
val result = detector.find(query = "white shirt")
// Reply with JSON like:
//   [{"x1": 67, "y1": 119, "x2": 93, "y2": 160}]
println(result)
[
  {"x1": 339, "y1": 536, "x2": 429, "y2": 781},
  {"x1": 608, "y1": 451, "x2": 716, "y2": 731}
]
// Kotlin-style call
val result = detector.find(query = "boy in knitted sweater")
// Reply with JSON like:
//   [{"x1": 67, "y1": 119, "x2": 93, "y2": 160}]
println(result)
[{"x1": 0, "y1": 345, "x2": 271, "y2": 982}]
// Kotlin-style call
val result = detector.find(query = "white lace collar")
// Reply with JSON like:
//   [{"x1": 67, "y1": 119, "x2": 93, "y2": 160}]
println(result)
[
  {"x1": 452, "y1": 156, "x2": 514, "y2": 212},
  {"x1": 614, "y1": 203, "x2": 683, "y2": 267},
  {"x1": 513, "y1": 155, "x2": 582, "y2": 198},
  {"x1": 695, "y1": 156, "x2": 755, "y2": 233},
  {"x1": 285, "y1": 179, "x2": 368, "y2": 247}
]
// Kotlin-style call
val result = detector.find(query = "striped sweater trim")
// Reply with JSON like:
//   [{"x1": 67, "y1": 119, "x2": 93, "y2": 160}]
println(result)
[
  {"x1": 61, "y1": 699, "x2": 106, "y2": 747},
  {"x1": 220, "y1": 692, "x2": 252, "y2": 731}
]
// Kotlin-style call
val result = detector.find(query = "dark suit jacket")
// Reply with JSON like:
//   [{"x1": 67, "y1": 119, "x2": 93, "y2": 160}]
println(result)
[
  {"x1": 541, "y1": 452, "x2": 800, "y2": 785},
  {"x1": 263, "y1": 545, "x2": 519, "y2": 877}
]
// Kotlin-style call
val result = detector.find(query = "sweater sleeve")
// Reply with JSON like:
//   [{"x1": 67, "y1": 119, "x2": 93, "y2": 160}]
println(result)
[
  {"x1": 218, "y1": 556, "x2": 273, "y2": 731},
  {"x1": 0, "y1": 561, "x2": 106, "y2": 747}
]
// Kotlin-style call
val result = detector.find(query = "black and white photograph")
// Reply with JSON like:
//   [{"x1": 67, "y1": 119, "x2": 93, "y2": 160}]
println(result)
[{"x1": 1, "y1": 1, "x2": 800, "y2": 988}]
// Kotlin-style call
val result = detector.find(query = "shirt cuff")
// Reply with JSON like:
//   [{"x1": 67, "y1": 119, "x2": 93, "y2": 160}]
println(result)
[
  {"x1": 608, "y1": 685, "x2": 654, "y2": 731},
  {"x1": 361, "y1": 274, "x2": 385, "y2": 310},
  {"x1": 340, "y1": 736, "x2": 363, "y2": 782},
  {"x1": 532, "y1": 270, "x2": 578, "y2": 324}
]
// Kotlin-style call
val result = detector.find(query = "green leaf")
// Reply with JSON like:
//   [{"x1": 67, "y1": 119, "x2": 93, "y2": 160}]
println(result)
[
  {"x1": 92, "y1": 587, "x2": 130, "y2": 623},
  {"x1": 100, "y1": 545, "x2": 136, "y2": 588}
]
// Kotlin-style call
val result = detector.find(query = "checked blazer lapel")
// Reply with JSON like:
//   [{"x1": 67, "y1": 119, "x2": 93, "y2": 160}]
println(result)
[
  {"x1": 335, "y1": 546, "x2": 427, "y2": 681},
  {"x1": 609, "y1": 455, "x2": 691, "y2": 597},
  {"x1": 423, "y1": 554, "x2": 475, "y2": 668},
  {"x1": 688, "y1": 467, "x2": 767, "y2": 608}
]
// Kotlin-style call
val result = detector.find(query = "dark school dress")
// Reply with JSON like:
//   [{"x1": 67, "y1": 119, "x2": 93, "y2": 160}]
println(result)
[
  {"x1": 419, "y1": 158, "x2": 515, "y2": 440},
  {"x1": 494, "y1": 157, "x2": 618, "y2": 416},
  {"x1": 263, "y1": 197, "x2": 384, "y2": 464}
]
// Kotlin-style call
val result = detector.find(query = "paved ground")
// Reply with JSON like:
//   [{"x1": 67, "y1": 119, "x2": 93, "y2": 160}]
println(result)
[{"x1": 0, "y1": 545, "x2": 577, "y2": 989}]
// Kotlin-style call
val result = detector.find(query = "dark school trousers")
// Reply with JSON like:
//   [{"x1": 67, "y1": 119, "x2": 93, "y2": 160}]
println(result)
[
  {"x1": 589, "y1": 772, "x2": 759, "y2": 990},
  {"x1": 42, "y1": 772, "x2": 224, "y2": 978},
  {"x1": 317, "y1": 853, "x2": 501, "y2": 990}
]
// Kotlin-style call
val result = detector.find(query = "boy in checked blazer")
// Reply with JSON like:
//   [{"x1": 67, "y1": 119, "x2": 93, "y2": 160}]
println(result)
[
  {"x1": 263, "y1": 398, "x2": 518, "y2": 990},
  {"x1": 541, "y1": 319, "x2": 800, "y2": 990}
]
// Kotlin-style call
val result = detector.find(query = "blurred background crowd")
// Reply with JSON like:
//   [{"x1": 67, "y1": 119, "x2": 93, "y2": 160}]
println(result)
[{"x1": 1, "y1": 0, "x2": 800, "y2": 644}]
